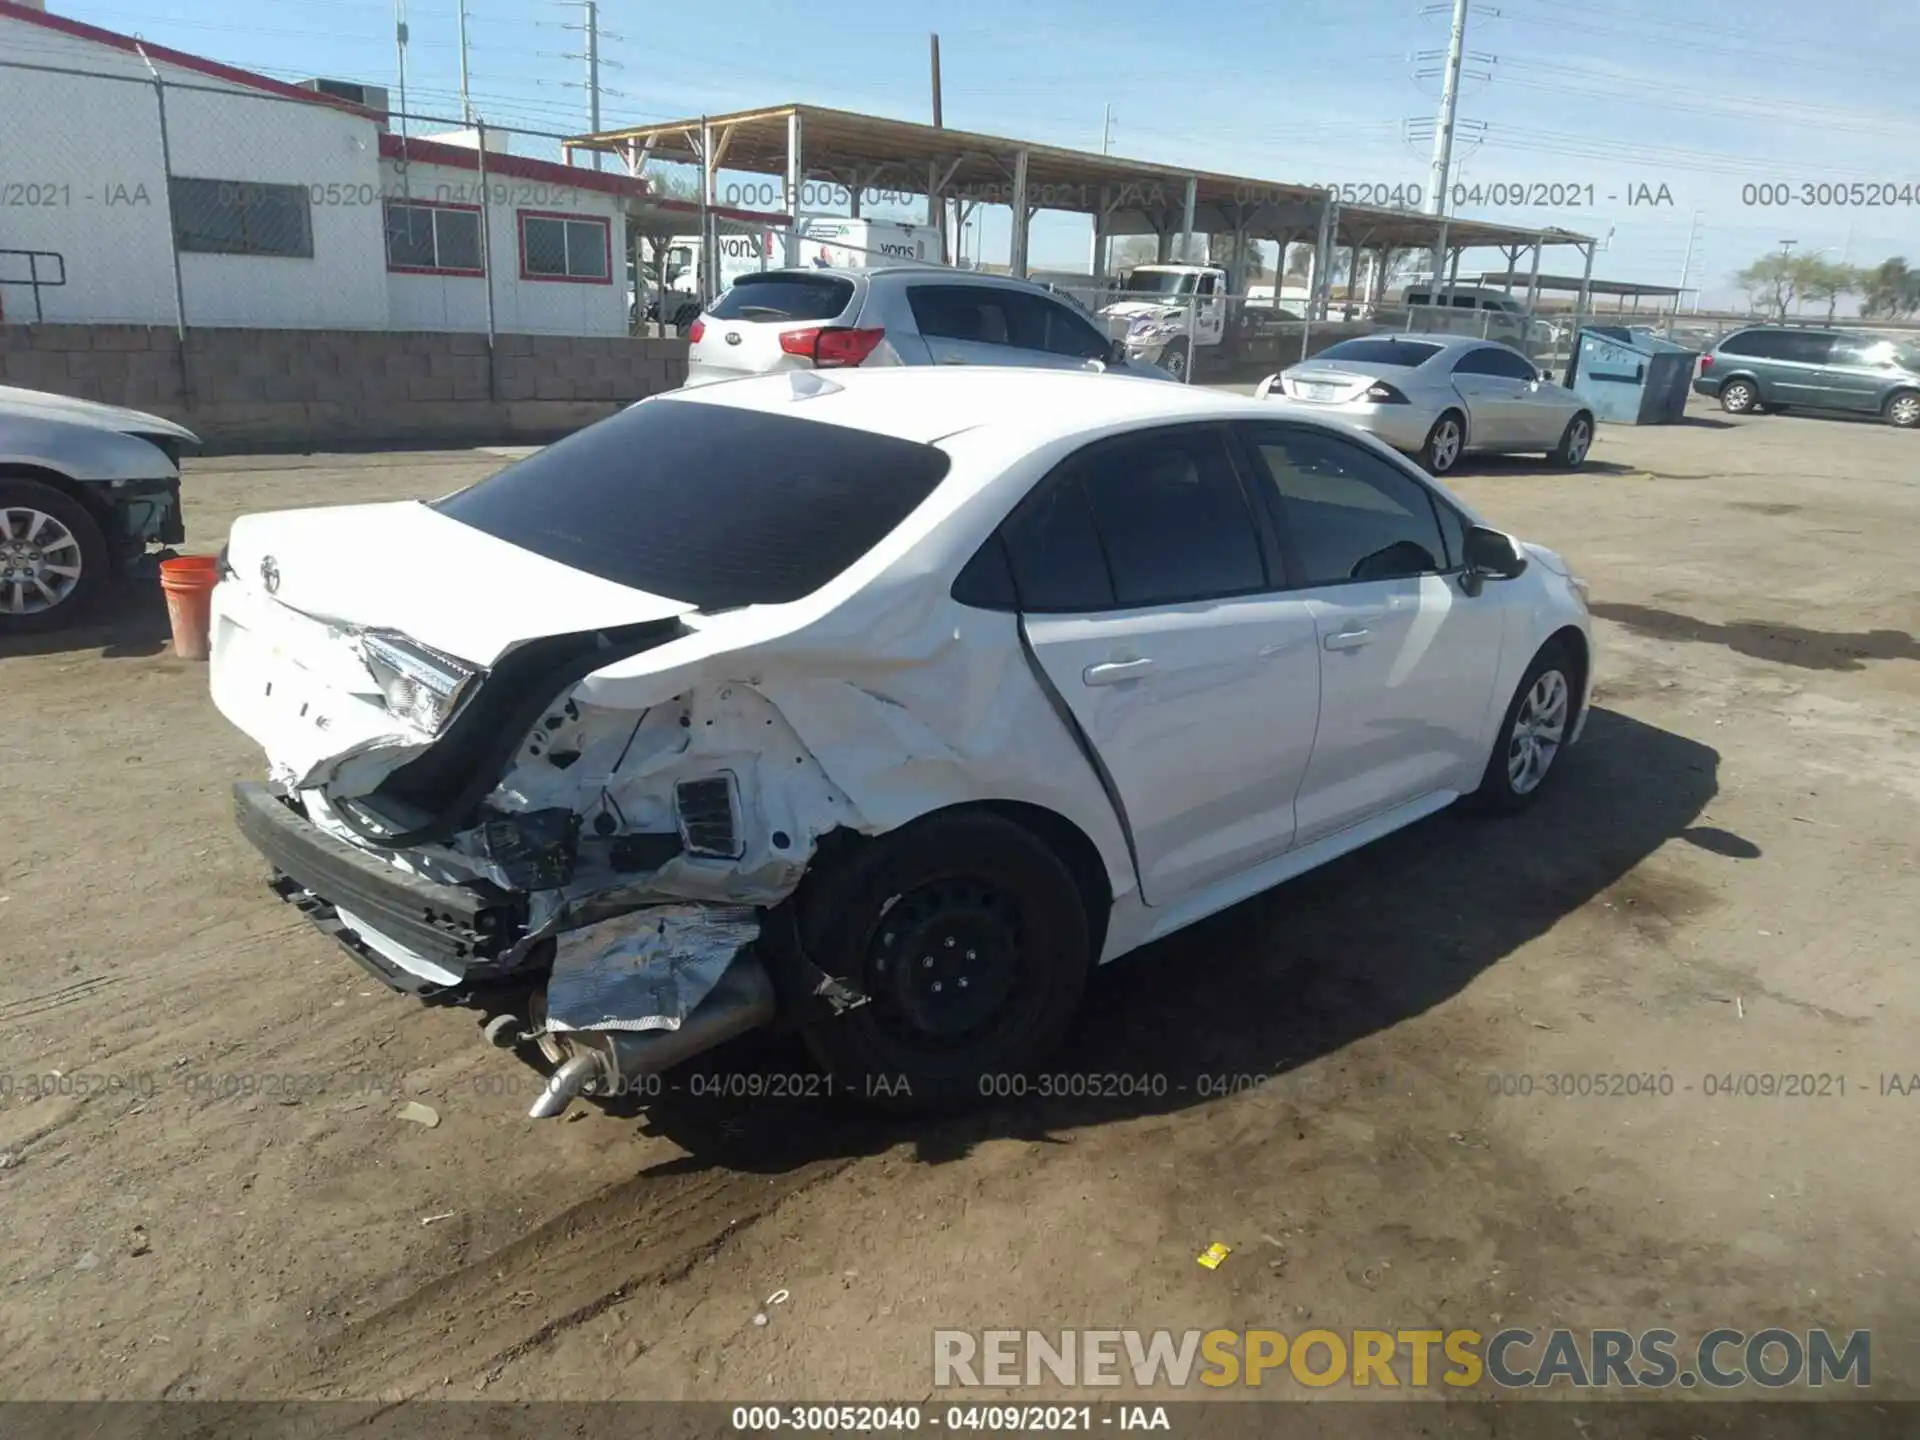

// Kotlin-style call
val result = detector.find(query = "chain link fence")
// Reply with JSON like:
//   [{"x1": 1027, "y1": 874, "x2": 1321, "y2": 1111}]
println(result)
[{"x1": 0, "y1": 56, "x2": 643, "y2": 337}]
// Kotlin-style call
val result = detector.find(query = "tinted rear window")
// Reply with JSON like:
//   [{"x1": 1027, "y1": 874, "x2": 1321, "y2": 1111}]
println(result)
[
  {"x1": 434, "y1": 398, "x2": 950, "y2": 610},
  {"x1": 708, "y1": 273, "x2": 854, "y2": 322},
  {"x1": 1314, "y1": 338, "x2": 1443, "y2": 367}
]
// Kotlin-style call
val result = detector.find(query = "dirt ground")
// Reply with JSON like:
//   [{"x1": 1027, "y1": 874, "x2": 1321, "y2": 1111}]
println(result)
[{"x1": 2, "y1": 401, "x2": 1916, "y2": 1416}]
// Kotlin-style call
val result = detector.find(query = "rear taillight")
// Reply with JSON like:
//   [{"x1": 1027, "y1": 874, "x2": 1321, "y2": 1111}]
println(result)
[
  {"x1": 779, "y1": 326, "x2": 886, "y2": 368},
  {"x1": 1364, "y1": 382, "x2": 1410, "y2": 404},
  {"x1": 1699, "y1": 353, "x2": 1713, "y2": 370},
  {"x1": 687, "y1": 319, "x2": 705, "y2": 343}
]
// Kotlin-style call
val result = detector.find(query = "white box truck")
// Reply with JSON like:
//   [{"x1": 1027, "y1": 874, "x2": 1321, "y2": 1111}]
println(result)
[{"x1": 794, "y1": 217, "x2": 942, "y2": 269}]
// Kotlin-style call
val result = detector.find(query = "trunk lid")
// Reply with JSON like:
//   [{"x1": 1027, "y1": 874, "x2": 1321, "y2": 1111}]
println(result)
[
  {"x1": 1280, "y1": 365, "x2": 1386, "y2": 403},
  {"x1": 212, "y1": 501, "x2": 694, "y2": 793},
  {"x1": 222, "y1": 500, "x2": 694, "y2": 666}
]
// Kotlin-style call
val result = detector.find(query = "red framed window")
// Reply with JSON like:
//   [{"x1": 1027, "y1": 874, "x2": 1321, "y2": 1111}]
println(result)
[
  {"x1": 384, "y1": 200, "x2": 484, "y2": 276},
  {"x1": 518, "y1": 209, "x2": 612, "y2": 284}
]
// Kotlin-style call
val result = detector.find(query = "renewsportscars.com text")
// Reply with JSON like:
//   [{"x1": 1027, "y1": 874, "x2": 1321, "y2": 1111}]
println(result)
[{"x1": 932, "y1": 1327, "x2": 1870, "y2": 1390}]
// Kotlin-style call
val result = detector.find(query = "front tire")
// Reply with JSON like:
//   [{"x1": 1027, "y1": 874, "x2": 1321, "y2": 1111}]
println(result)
[
  {"x1": 1159, "y1": 340, "x2": 1191, "y2": 383},
  {"x1": 1884, "y1": 390, "x2": 1920, "y2": 429},
  {"x1": 1421, "y1": 410, "x2": 1466, "y2": 474},
  {"x1": 0, "y1": 478, "x2": 109, "y2": 634},
  {"x1": 1719, "y1": 378, "x2": 1760, "y2": 414},
  {"x1": 795, "y1": 810, "x2": 1092, "y2": 1112},
  {"x1": 1550, "y1": 412, "x2": 1594, "y2": 468},
  {"x1": 1468, "y1": 642, "x2": 1578, "y2": 814}
]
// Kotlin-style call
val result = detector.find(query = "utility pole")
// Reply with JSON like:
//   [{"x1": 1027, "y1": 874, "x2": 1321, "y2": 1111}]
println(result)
[
  {"x1": 1101, "y1": 103, "x2": 1113, "y2": 154},
  {"x1": 1425, "y1": 0, "x2": 1470, "y2": 302},
  {"x1": 456, "y1": 0, "x2": 472, "y2": 123},
  {"x1": 393, "y1": 0, "x2": 410, "y2": 142},
  {"x1": 1673, "y1": 209, "x2": 1699, "y2": 332},
  {"x1": 929, "y1": 33, "x2": 945, "y2": 257},
  {"x1": 584, "y1": 0, "x2": 601, "y2": 169}
]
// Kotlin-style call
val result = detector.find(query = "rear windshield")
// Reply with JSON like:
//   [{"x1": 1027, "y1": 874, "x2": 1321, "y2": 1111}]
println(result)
[
  {"x1": 1313, "y1": 338, "x2": 1443, "y2": 367},
  {"x1": 708, "y1": 273, "x2": 854, "y2": 323},
  {"x1": 434, "y1": 398, "x2": 950, "y2": 610}
]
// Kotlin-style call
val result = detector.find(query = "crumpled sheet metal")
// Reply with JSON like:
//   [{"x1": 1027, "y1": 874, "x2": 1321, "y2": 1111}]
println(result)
[{"x1": 542, "y1": 904, "x2": 760, "y2": 1034}]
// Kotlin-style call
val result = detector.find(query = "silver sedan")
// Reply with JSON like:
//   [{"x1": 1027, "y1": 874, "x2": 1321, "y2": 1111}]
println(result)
[{"x1": 1255, "y1": 334, "x2": 1595, "y2": 475}]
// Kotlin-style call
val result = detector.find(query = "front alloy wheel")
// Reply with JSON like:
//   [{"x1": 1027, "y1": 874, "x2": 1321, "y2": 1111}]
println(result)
[
  {"x1": 1885, "y1": 391, "x2": 1920, "y2": 429},
  {"x1": 0, "y1": 478, "x2": 108, "y2": 633},
  {"x1": 1507, "y1": 667, "x2": 1570, "y2": 796},
  {"x1": 1469, "y1": 642, "x2": 1578, "y2": 814}
]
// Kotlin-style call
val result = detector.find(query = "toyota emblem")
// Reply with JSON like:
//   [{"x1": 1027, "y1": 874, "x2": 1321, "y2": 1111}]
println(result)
[
  {"x1": 260, "y1": 555, "x2": 280, "y2": 594},
  {"x1": 724, "y1": 331, "x2": 742, "y2": 346}
]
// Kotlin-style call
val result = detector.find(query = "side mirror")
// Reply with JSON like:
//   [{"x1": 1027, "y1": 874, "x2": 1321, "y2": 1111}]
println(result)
[{"x1": 1462, "y1": 525, "x2": 1529, "y2": 594}]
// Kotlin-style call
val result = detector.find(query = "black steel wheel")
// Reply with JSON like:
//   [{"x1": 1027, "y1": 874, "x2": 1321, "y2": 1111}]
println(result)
[{"x1": 795, "y1": 809, "x2": 1092, "y2": 1112}]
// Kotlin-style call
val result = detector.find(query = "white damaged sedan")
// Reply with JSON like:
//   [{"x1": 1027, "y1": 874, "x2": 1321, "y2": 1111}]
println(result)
[{"x1": 210, "y1": 368, "x2": 1593, "y2": 1117}]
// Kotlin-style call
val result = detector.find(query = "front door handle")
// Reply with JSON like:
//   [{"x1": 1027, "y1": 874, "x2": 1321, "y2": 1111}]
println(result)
[
  {"x1": 1323, "y1": 628, "x2": 1373, "y2": 652},
  {"x1": 1084, "y1": 657, "x2": 1154, "y2": 685}
]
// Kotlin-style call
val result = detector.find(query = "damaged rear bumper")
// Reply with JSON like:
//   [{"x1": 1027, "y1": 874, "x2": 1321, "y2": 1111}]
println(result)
[
  {"x1": 233, "y1": 781, "x2": 527, "y2": 987},
  {"x1": 233, "y1": 781, "x2": 797, "y2": 1116}
]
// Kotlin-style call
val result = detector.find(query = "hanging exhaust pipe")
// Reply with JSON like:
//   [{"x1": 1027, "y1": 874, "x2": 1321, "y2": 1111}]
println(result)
[
  {"x1": 526, "y1": 955, "x2": 778, "y2": 1119},
  {"x1": 528, "y1": 1051, "x2": 605, "y2": 1120}
]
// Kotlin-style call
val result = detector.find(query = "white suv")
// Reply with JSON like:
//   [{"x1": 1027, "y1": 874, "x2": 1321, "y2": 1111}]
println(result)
[{"x1": 684, "y1": 266, "x2": 1173, "y2": 386}]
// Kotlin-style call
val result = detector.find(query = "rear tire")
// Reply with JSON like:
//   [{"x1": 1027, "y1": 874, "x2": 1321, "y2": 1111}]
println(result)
[
  {"x1": 1719, "y1": 378, "x2": 1760, "y2": 414},
  {"x1": 1420, "y1": 410, "x2": 1466, "y2": 474},
  {"x1": 1467, "y1": 640, "x2": 1579, "y2": 814},
  {"x1": 795, "y1": 810, "x2": 1092, "y2": 1113},
  {"x1": 0, "y1": 478, "x2": 109, "y2": 635},
  {"x1": 1550, "y1": 412, "x2": 1594, "y2": 468},
  {"x1": 1884, "y1": 390, "x2": 1920, "y2": 429}
]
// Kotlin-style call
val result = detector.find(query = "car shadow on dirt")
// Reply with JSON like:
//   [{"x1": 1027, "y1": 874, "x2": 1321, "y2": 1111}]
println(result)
[
  {"x1": 625, "y1": 706, "x2": 1728, "y2": 1171},
  {"x1": 0, "y1": 579, "x2": 172, "y2": 660},
  {"x1": 1590, "y1": 601, "x2": 1920, "y2": 671}
]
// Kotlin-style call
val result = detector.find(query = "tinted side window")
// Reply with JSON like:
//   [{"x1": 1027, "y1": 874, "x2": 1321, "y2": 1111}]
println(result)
[
  {"x1": 1480, "y1": 347, "x2": 1539, "y2": 381},
  {"x1": 1244, "y1": 427, "x2": 1448, "y2": 586},
  {"x1": 1782, "y1": 332, "x2": 1837, "y2": 364},
  {"x1": 1721, "y1": 329, "x2": 1781, "y2": 359},
  {"x1": 1833, "y1": 335, "x2": 1902, "y2": 367},
  {"x1": 1000, "y1": 476, "x2": 1115, "y2": 612},
  {"x1": 1034, "y1": 297, "x2": 1111, "y2": 359},
  {"x1": 910, "y1": 285, "x2": 1018, "y2": 347},
  {"x1": 1452, "y1": 348, "x2": 1499, "y2": 376},
  {"x1": 1074, "y1": 428, "x2": 1267, "y2": 607}
]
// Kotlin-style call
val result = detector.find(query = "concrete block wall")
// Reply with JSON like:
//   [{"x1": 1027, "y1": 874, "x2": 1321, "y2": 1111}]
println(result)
[{"x1": 0, "y1": 324, "x2": 688, "y2": 451}]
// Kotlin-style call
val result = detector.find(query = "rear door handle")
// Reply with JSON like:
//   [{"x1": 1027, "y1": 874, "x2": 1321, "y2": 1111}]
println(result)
[
  {"x1": 1083, "y1": 657, "x2": 1154, "y2": 685},
  {"x1": 1323, "y1": 628, "x2": 1372, "y2": 652}
]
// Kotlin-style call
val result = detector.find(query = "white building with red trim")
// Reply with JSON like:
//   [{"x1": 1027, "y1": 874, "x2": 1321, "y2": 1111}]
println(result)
[{"x1": 0, "y1": 0, "x2": 646, "y2": 335}]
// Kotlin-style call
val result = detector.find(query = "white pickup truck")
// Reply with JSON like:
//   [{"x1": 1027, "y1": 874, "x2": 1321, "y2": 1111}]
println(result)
[{"x1": 1100, "y1": 263, "x2": 1232, "y2": 381}]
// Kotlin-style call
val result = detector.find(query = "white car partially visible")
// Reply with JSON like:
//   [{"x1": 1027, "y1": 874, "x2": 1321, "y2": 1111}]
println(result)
[{"x1": 208, "y1": 368, "x2": 1593, "y2": 1117}]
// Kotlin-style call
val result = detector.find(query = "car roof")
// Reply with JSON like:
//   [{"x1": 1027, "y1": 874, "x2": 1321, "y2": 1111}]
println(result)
[
  {"x1": 658, "y1": 367, "x2": 1256, "y2": 447},
  {"x1": 736, "y1": 264, "x2": 1056, "y2": 288},
  {"x1": 1326, "y1": 332, "x2": 1512, "y2": 353}
]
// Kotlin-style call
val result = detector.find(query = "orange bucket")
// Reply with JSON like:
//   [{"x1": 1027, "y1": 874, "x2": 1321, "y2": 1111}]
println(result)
[{"x1": 159, "y1": 554, "x2": 220, "y2": 661}]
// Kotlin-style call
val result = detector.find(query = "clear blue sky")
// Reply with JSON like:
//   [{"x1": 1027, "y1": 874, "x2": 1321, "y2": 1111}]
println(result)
[{"x1": 43, "y1": 0, "x2": 1920, "y2": 309}]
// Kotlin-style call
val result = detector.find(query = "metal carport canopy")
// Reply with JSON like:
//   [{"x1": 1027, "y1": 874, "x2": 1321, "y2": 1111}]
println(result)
[
  {"x1": 1476, "y1": 272, "x2": 1682, "y2": 298},
  {"x1": 568, "y1": 102, "x2": 1592, "y2": 256}
]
